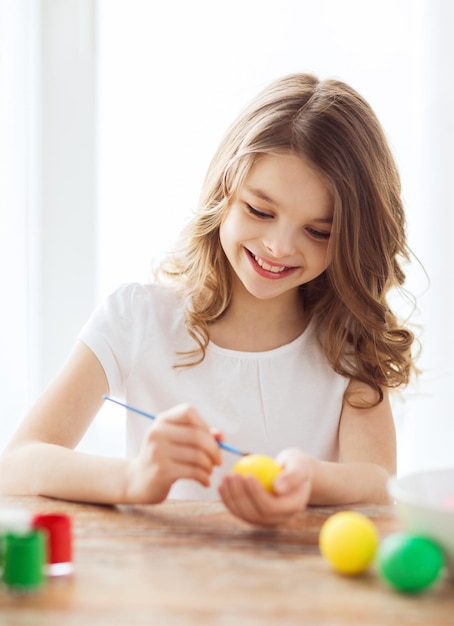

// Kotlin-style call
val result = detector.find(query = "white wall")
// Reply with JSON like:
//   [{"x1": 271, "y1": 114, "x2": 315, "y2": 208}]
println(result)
[
  {"x1": 97, "y1": 0, "x2": 425, "y2": 298},
  {"x1": 397, "y1": 0, "x2": 454, "y2": 472}
]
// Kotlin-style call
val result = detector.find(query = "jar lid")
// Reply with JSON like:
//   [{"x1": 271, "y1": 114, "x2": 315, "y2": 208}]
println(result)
[{"x1": 0, "y1": 507, "x2": 33, "y2": 534}]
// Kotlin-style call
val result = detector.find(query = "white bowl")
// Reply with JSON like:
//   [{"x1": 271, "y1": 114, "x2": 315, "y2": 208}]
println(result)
[{"x1": 388, "y1": 467, "x2": 454, "y2": 577}]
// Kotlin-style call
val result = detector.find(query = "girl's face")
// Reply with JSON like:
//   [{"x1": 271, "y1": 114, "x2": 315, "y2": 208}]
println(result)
[{"x1": 220, "y1": 152, "x2": 333, "y2": 303}]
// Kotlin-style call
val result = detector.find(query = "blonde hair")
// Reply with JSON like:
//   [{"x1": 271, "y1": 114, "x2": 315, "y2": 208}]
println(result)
[{"x1": 156, "y1": 73, "x2": 416, "y2": 405}]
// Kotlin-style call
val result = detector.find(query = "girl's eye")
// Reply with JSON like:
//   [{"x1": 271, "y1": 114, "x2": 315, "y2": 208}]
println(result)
[
  {"x1": 307, "y1": 227, "x2": 331, "y2": 241},
  {"x1": 246, "y1": 204, "x2": 272, "y2": 219}
]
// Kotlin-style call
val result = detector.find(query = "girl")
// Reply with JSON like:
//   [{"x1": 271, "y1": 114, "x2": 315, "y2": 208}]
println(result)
[{"x1": 0, "y1": 73, "x2": 416, "y2": 526}]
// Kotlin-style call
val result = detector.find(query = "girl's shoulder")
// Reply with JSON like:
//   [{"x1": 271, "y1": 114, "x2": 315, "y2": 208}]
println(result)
[
  {"x1": 83, "y1": 281, "x2": 188, "y2": 352},
  {"x1": 103, "y1": 281, "x2": 183, "y2": 317}
]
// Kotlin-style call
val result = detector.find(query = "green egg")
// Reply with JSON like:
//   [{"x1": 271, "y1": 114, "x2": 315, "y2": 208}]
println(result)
[{"x1": 377, "y1": 533, "x2": 444, "y2": 593}]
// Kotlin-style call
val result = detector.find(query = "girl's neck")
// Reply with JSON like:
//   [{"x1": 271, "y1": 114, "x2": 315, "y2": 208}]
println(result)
[{"x1": 208, "y1": 287, "x2": 306, "y2": 352}]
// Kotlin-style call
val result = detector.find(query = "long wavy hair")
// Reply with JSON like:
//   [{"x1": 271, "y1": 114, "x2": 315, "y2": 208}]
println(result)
[{"x1": 155, "y1": 73, "x2": 417, "y2": 406}]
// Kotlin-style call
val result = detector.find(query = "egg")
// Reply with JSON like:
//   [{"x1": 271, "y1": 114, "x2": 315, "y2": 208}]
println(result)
[
  {"x1": 377, "y1": 533, "x2": 444, "y2": 593},
  {"x1": 319, "y1": 511, "x2": 379, "y2": 575},
  {"x1": 231, "y1": 454, "x2": 282, "y2": 492}
]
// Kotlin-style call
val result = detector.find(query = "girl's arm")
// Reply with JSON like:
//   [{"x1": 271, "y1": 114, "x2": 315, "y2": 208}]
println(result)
[
  {"x1": 0, "y1": 342, "x2": 221, "y2": 504},
  {"x1": 219, "y1": 380, "x2": 396, "y2": 526},
  {"x1": 308, "y1": 378, "x2": 396, "y2": 505}
]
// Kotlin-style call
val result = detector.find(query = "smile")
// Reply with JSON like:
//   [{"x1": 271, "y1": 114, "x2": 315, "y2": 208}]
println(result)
[
  {"x1": 253, "y1": 254, "x2": 290, "y2": 273},
  {"x1": 245, "y1": 248, "x2": 297, "y2": 278}
]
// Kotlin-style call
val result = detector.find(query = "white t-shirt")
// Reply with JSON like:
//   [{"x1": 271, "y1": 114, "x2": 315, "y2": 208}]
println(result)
[{"x1": 79, "y1": 282, "x2": 349, "y2": 499}]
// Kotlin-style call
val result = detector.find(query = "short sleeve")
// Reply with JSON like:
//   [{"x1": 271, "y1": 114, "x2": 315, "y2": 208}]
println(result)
[{"x1": 78, "y1": 283, "x2": 145, "y2": 397}]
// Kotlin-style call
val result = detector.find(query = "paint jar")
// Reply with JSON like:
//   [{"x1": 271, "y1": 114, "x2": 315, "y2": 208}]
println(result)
[
  {"x1": 0, "y1": 507, "x2": 33, "y2": 574},
  {"x1": 3, "y1": 530, "x2": 46, "y2": 592},
  {"x1": 33, "y1": 513, "x2": 73, "y2": 576}
]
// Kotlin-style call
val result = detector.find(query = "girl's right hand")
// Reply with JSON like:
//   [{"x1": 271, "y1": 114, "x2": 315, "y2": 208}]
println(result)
[{"x1": 123, "y1": 403, "x2": 223, "y2": 504}]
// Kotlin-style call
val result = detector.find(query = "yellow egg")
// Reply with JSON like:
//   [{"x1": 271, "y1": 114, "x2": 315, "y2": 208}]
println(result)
[
  {"x1": 231, "y1": 454, "x2": 282, "y2": 492},
  {"x1": 319, "y1": 511, "x2": 379, "y2": 575}
]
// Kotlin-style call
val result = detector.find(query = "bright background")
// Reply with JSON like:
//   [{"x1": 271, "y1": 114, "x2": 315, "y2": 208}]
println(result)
[{"x1": 1, "y1": 0, "x2": 453, "y2": 473}]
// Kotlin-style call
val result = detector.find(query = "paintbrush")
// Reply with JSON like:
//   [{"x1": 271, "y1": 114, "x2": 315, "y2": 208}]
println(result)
[{"x1": 103, "y1": 395, "x2": 248, "y2": 456}]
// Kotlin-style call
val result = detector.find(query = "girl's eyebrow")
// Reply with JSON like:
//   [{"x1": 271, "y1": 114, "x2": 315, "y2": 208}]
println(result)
[
  {"x1": 245, "y1": 186, "x2": 333, "y2": 224},
  {"x1": 312, "y1": 216, "x2": 333, "y2": 224},
  {"x1": 245, "y1": 186, "x2": 277, "y2": 205}
]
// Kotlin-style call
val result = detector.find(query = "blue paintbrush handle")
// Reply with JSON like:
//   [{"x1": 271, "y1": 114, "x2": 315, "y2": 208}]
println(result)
[{"x1": 103, "y1": 395, "x2": 246, "y2": 456}]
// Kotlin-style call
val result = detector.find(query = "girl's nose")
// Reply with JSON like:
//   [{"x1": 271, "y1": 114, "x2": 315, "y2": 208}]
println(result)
[{"x1": 262, "y1": 227, "x2": 298, "y2": 259}]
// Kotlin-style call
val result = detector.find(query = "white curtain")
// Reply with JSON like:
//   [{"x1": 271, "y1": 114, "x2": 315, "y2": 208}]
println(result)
[
  {"x1": 0, "y1": 0, "x2": 99, "y2": 451},
  {"x1": 0, "y1": 0, "x2": 38, "y2": 444},
  {"x1": 1, "y1": 0, "x2": 453, "y2": 471}
]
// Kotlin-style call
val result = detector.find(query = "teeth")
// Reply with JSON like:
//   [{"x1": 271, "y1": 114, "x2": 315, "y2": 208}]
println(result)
[{"x1": 254, "y1": 254, "x2": 288, "y2": 273}]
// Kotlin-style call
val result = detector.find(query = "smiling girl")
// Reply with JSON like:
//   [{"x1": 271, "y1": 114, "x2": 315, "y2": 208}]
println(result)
[{"x1": 0, "y1": 73, "x2": 417, "y2": 525}]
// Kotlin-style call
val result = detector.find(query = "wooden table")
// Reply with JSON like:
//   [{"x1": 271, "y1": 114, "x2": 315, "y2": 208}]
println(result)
[{"x1": 0, "y1": 496, "x2": 452, "y2": 625}]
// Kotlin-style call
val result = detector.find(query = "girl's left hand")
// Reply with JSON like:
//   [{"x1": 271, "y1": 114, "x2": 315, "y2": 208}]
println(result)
[{"x1": 218, "y1": 449, "x2": 315, "y2": 526}]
